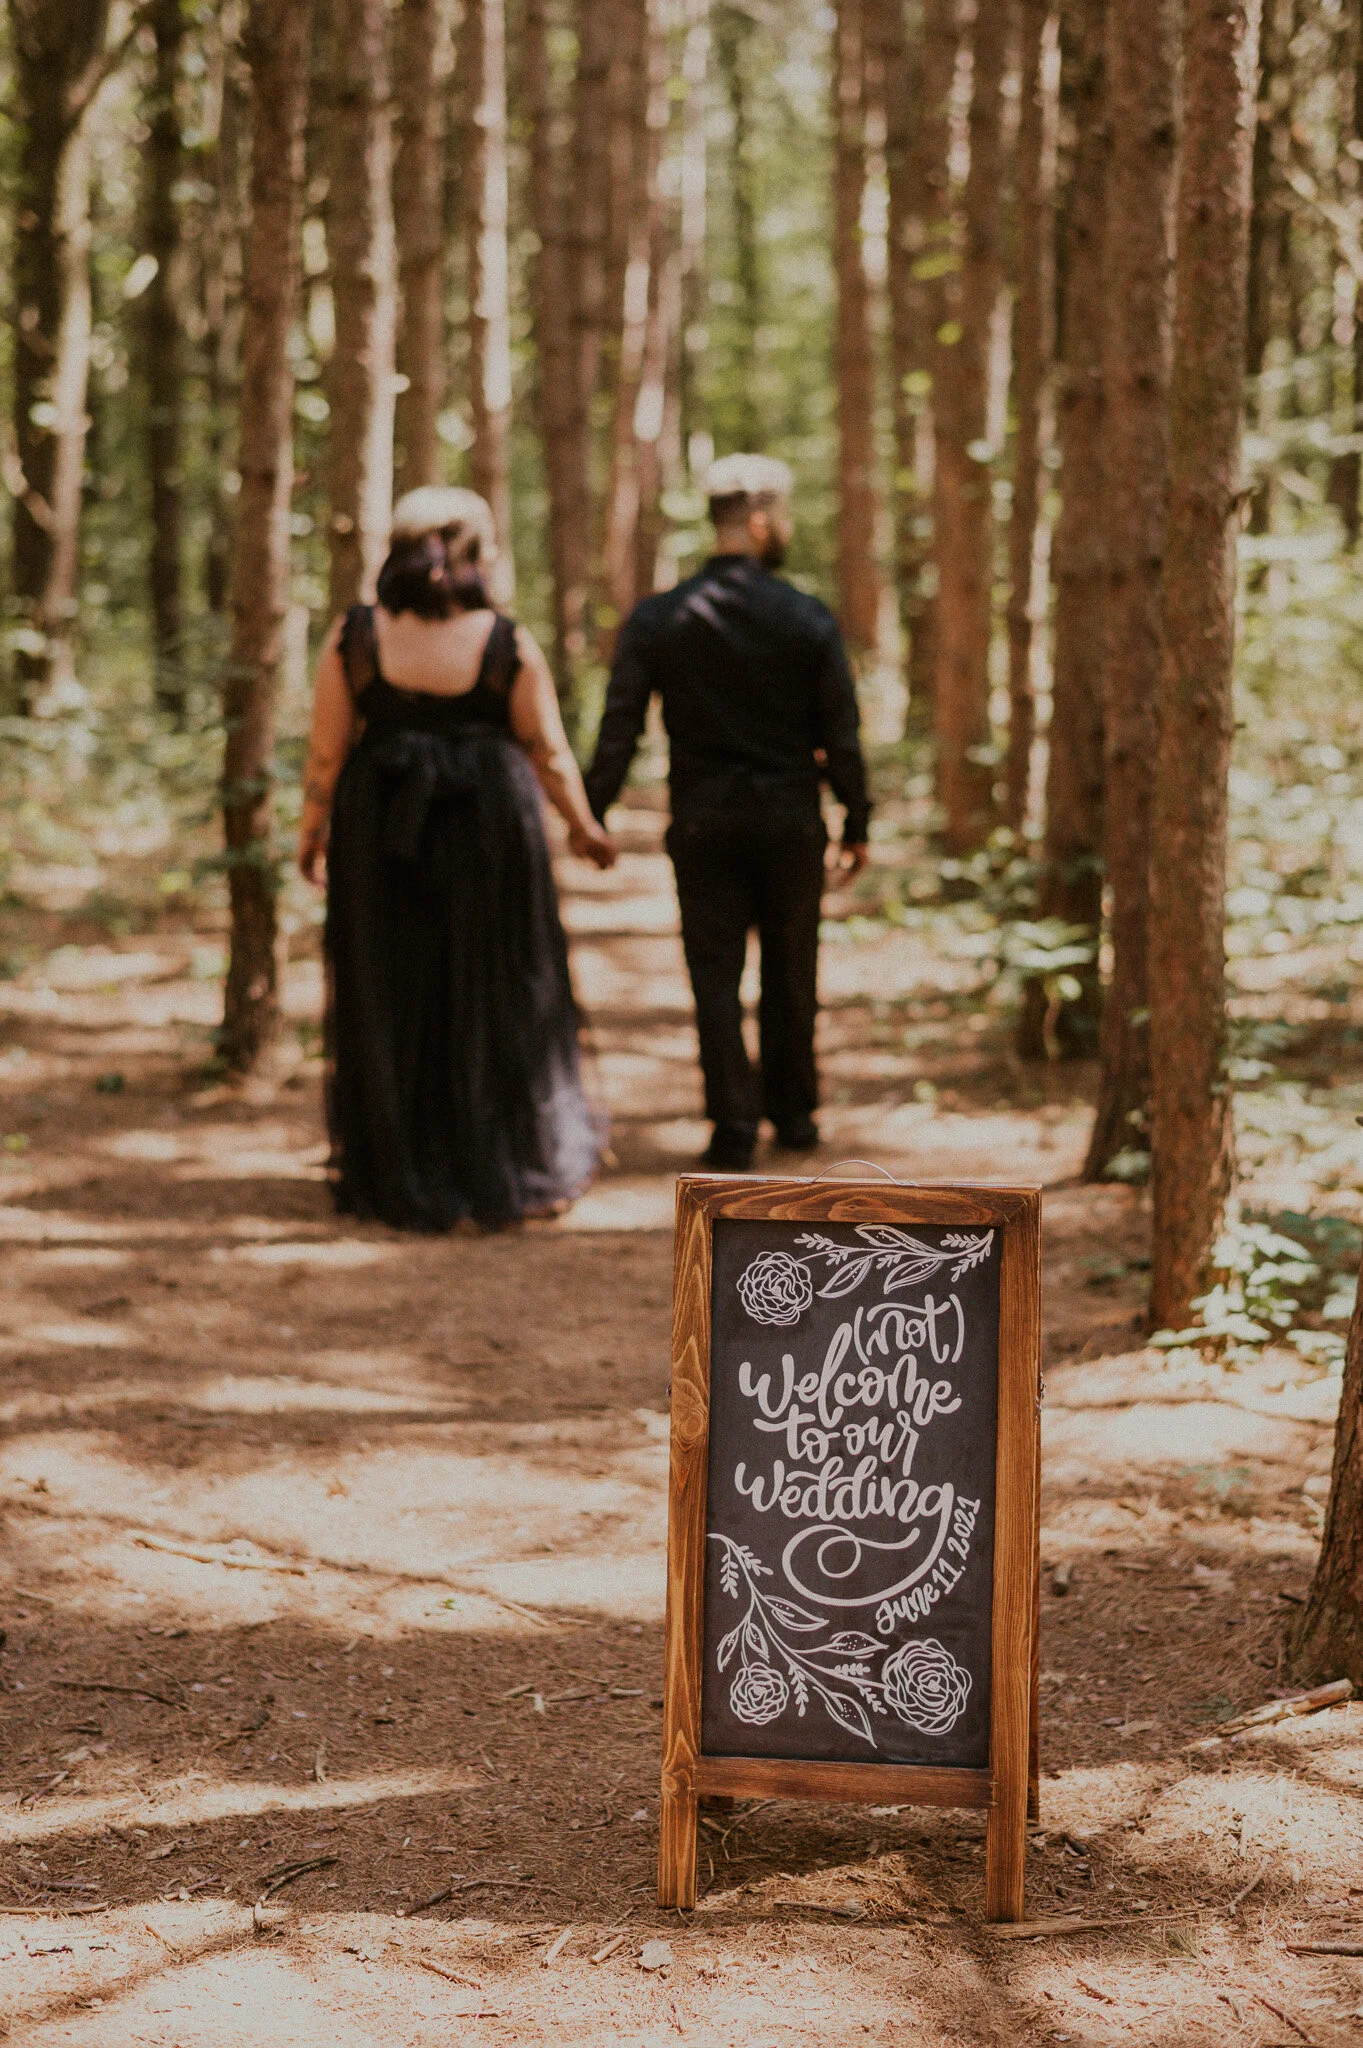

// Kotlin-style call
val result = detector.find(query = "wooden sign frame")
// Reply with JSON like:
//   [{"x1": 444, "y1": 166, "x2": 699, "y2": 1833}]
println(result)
[{"x1": 658, "y1": 1173, "x2": 1042, "y2": 1923}]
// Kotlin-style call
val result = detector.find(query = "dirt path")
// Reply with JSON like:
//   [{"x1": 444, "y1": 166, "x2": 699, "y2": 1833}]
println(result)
[{"x1": 1, "y1": 801, "x2": 1360, "y2": 2045}]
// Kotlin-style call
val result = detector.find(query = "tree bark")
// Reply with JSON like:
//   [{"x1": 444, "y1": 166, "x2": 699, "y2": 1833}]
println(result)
[
  {"x1": 203, "y1": 4, "x2": 247, "y2": 616},
  {"x1": 631, "y1": 4, "x2": 680, "y2": 606},
  {"x1": 525, "y1": 0, "x2": 578, "y2": 690},
  {"x1": 564, "y1": 0, "x2": 612, "y2": 636},
  {"x1": 1148, "y1": 0, "x2": 1261, "y2": 1330},
  {"x1": 221, "y1": 0, "x2": 313, "y2": 1075},
  {"x1": 1291, "y1": 1257, "x2": 1363, "y2": 1687},
  {"x1": 1017, "y1": 0, "x2": 1107, "y2": 1059},
  {"x1": 714, "y1": 5, "x2": 762, "y2": 451},
  {"x1": 1327, "y1": 0, "x2": 1363, "y2": 545},
  {"x1": 677, "y1": 0, "x2": 710, "y2": 472},
  {"x1": 392, "y1": 0, "x2": 451, "y2": 495},
  {"x1": 1082, "y1": 0, "x2": 1179, "y2": 1177},
  {"x1": 933, "y1": 0, "x2": 1008, "y2": 851},
  {"x1": 1004, "y1": 0, "x2": 1059, "y2": 834},
  {"x1": 144, "y1": 0, "x2": 188, "y2": 719},
  {"x1": 833, "y1": 0, "x2": 883, "y2": 661},
  {"x1": 324, "y1": 0, "x2": 397, "y2": 614},
  {"x1": 602, "y1": 0, "x2": 654, "y2": 631},
  {"x1": 463, "y1": 0, "x2": 515, "y2": 600},
  {"x1": 8, "y1": 0, "x2": 116, "y2": 711}
]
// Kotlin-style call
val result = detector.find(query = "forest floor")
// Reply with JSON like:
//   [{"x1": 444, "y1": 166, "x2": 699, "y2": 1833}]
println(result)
[{"x1": 1, "y1": 794, "x2": 1361, "y2": 2046}]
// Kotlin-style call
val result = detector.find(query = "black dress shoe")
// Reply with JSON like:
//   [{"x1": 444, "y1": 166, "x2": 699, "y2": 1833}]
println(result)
[
  {"x1": 698, "y1": 1126, "x2": 756, "y2": 1171},
  {"x1": 773, "y1": 1116, "x2": 819, "y2": 1153}
]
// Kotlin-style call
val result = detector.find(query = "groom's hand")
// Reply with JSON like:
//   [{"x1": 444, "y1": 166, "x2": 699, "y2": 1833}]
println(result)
[{"x1": 836, "y1": 841, "x2": 869, "y2": 879}]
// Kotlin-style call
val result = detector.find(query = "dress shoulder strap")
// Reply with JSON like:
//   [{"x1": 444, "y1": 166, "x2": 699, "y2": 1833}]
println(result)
[
  {"x1": 477, "y1": 614, "x2": 522, "y2": 699},
  {"x1": 337, "y1": 604, "x2": 379, "y2": 699}
]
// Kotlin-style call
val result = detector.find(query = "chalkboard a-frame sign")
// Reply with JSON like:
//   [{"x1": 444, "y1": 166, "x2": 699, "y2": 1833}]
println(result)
[{"x1": 659, "y1": 1173, "x2": 1042, "y2": 1923}]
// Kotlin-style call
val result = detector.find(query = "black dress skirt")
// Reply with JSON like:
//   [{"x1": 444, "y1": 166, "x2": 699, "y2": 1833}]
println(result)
[{"x1": 324, "y1": 604, "x2": 606, "y2": 1229}]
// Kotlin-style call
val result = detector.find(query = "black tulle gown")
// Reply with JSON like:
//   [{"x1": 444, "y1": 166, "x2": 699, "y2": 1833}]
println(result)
[{"x1": 324, "y1": 604, "x2": 605, "y2": 1230}]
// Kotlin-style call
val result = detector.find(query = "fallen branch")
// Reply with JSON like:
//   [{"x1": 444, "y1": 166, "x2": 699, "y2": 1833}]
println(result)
[
  {"x1": 541, "y1": 1925, "x2": 574, "y2": 1966},
  {"x1": 1255, "y1": 1991, "x2": 1314, "y2": 2044},
  {"x1": 401, "y1": 1876, "x2": 534, "y2": 1918},
  {"x1": 53, "y1": 1679, "x2": 182, "y2": 1709},
  {"x1": 591, "y1": 1932, "x2": 629, "y2": 1965},
  {"x1": 255, "y1": 1856, "x2": 339, "y2": 1904},
  {"x1": 413, "y1": 1957, "x2": 483, "y2": 1988},
  {"x1": 0, "y1": 1903, "x2": 108, "y2": 1917},
  {"x1": 1286, "y1": 1942, "x2": 1363, "y2": 1957},
  {"x1": 1221, "y1": 1679, "x2": 1351, "y2": 1737},
  {"x1": 983, "y1": 1907, "x2": 1209, "y2": 1941},
  {"x1": 1228, "y1": 1861, "x2": 1269, "y2": 1916},
  {"x1": 132, "y1": 1532, "x2": 308, "y2": 1577}
]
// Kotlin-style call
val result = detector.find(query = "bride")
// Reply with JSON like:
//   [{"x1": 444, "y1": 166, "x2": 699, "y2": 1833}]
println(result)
[{"x1": 299, "y1": 487, "x2": 615, "y2": 1230}]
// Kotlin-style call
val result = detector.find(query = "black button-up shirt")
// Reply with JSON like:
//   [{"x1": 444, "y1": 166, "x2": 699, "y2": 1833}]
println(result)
[{"x1": 583, "y1": 555, "x2": 871, "y2": 843}]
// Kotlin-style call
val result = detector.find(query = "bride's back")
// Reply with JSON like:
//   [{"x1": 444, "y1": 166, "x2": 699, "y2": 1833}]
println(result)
[{"x1": 372, "y1": 604, "x2": 498, "y2": 697}]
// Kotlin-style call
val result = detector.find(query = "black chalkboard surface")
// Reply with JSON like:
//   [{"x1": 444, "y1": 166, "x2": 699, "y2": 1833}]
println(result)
[{"x1": 701, "y1": 1217, "x2": 1000, "y2": 1770}]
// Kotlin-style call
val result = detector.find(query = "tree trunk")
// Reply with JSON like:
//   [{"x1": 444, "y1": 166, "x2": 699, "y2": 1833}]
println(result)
[
  {"x1": 677, "y1": 0, "x2": 710, "y2": 472},
  {"x1": 1004, "y1": 0, "x2": 1059, "y2": 834},
  {"x1": 525, "y1": 0, "x2": 578, "y2": 690},
  {"x1": 392, "y1": 0, "x2": 450, "y2": 495},
  {"x1": 144, "y1": 0, "x2": 187, "y2": 718},
  {"x1": 324, "y1": 0, "x2": 397, "y2": 614},
  {"x1": 874, "y1": 0, "x2": 940, "y2": 724},
  {"x1": 221, "y1": 0, "x2": 313, "y2": 1075},
  {"x1": 602, "y1": 0, "x2": 654, "y2": 631},
  {"x1": 1291, "y1": 1258, "x2": 1363, "y2": 1686},
  {"x1": 1082, "y1": 0, "x2": 1179, "y2": 1178},
  {"x1": 563, "y1": 0, "x2": 612, "y2": 639},
  {"x1": 1244, "y1": 0, "x2": 1289, "y2": 555},
  {"x1": 631, "y1": 6, "x2": 680, "y2": 605},
  {"x1": 1327, "y1": 0, "x2": 1363, "y2": 545},
  {"x1": 833, "y1": 0, "x2": 883, "y2": 662},
  {"x1": 203, "y1": 4, "x2": 247, "y2": 617},
  {"x1": 1017, "y1": 0, "x2": 1107, "y2": 1059},
  {"x1": 714, "y1": 5, "x2": 762, "y2": 451},
  {"x1": 9, "y1": 0, "x2": 115, "y2": 712},
  {"x1": 1148, "y1": 0, "x2": 1261, "y2": 1330},
  {"x1": 465, "y1": 0, "x2": 514, "y2": 600},
  {"x1": 933, "y1": 0, "x2": 1008, "y2": 852}
]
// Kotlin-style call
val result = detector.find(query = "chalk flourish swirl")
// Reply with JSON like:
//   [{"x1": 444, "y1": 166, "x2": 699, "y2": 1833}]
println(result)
[
  {"x1": 881, "y1": 1638, "x2": 971, "y2": 1733},
  {"x1": 729, "y1": 1662, "x2": 790, "y2": 1726},
  {"x1": 736, "y1": 1251, "x2": 814, "y2": 1327}
]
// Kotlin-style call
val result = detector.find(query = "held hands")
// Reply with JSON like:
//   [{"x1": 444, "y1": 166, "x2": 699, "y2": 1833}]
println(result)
[{"x1": 569, "y1": 818, "x2": 619, "y2": 870}]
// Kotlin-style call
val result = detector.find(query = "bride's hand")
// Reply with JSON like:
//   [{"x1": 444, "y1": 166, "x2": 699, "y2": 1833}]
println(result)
[{"x1": 569, "y1": 819, "x2": 618, "y2": 870}]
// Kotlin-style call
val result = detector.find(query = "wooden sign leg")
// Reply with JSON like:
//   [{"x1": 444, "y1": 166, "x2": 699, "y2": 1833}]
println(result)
[{"x1": 658, "y1": 1778, "x2": 697, "y2": 1909}]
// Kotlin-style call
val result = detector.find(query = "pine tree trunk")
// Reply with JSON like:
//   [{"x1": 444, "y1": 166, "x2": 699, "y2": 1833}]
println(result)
[
  {"x1": 1004, "y1": 0, "x2": 1059, "y2": 834},
  {"x1": 1082, "y1": 0, "x2": 1178, "y2": 1178},
  {"x1": 221, "y1": 0, "x2": 313, "y2": 1075},
  {"x1": 203, "y1": 6, "x2": 247, "y2": 616},
  {"x1": 677, "y1": 0, "x2": 710, "y2": 471},
  {"x1": 933, "y1": 0, "x2": 1007, "y2": 852},
  {"x1": 525, "y1": 0, "x2": 579, "y2": 690},
  {"x1": 464, "y1": 0, "x2": 515, "y2": 599},
  {"x1": 144, "y1": 0, "x2": 187, "y2": 719},
  {"x1": 833, "y1": 0, "x2": 882, "y2": 661},
  {"x1": 632, "y1": 7, "x2": 680, "y2": 604},
  {"x1": 393, "y1": 0, "x2": 450, "y2": 495},
  {"x1": 1291, "y1": 1258, "x2": 1363, "y2": 1686},
  {"x1": 714, "y1": 5, "x2": 762, "y2": 451},
  {"x1": 565, "y1": 0, "x2": 612, "y2": 635},
  {"x1": 1017, "y1": 0, "x2": 1107, "y2": 1059},
  {"x1": 324, "y1": 0, "x2": 397, "y2": 614},
  {"x1": 1327, "y1": 0, "x2": 1362, "y2": 545},
  {"x1": 1148, "y1": 0, "x2": 1261, "y2": 1330},
  {"x1": 602, "y1": 0, "x2": 654, "y2": 630},
  {"x1": 874, "y1": 0, "x2": 938, "y2": 724},
  {"x1": 9, "y1": 0, "x2": 114, "y2": 712}
]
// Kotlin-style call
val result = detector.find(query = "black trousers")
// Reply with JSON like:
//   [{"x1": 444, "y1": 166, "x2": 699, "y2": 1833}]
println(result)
[{"x1": 667, "y1": 813, "x2": 827, "y2": 1133}]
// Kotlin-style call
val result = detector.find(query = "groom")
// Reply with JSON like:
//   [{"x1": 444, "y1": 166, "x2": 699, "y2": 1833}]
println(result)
[{"x1": 584, "y1": 454, "x2": 870, "y2": 1171}]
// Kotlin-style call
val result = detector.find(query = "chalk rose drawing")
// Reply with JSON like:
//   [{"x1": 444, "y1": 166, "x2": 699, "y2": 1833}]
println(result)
[
  {"x1": 736, "y1": 1229, "x2": 993, "y2": 1326},
  {"x1": 737, "y1": 1251, "x2": 815, "y2": 1326},
  {"x1": 881, "y1": 1638, "x2": 971, "y2": 1733},
  {"x1": 729, "y1": 1661, "x2": 789, "y2": 1725},
  {"x1": 711, "y1": 1535, "x2": 971, "y2": 1748}
]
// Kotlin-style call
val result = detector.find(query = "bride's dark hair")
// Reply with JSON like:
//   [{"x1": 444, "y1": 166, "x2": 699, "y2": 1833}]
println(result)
[
  {"x1": 375, "y1": 486, "x2": 497, "y2": 618},
  {"x1": 375, "y1": 532, "x2": 489, "y2": 618}
]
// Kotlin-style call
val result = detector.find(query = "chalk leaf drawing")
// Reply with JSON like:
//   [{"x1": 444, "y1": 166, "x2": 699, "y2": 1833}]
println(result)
[
  {"x1": 710, "y1": 1534, "x2": 970, "y2": 1748},
  {"x1": 736, "y1": 1228, "x2": 993, "y2": 1325}
]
